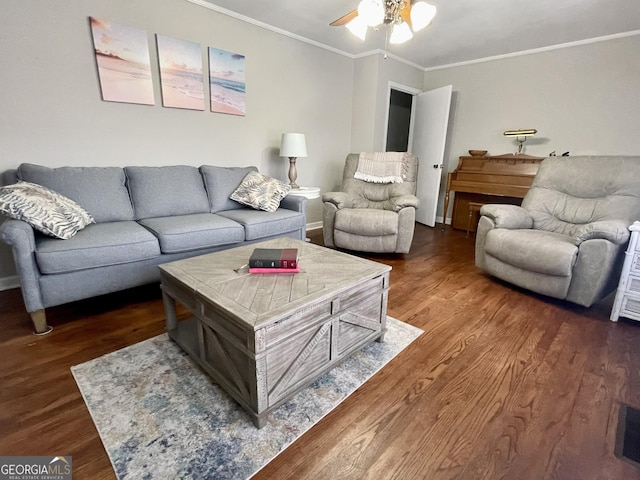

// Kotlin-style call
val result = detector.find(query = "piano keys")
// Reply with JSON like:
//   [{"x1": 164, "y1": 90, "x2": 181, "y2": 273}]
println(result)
[{"x1": 443, "y1": 153, "x2": 545, "y2": 232}]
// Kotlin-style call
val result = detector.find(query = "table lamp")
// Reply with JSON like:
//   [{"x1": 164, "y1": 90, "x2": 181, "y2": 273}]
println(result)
[{"x1": 280, "y1": 133, "x2": 307, "y2": 189}]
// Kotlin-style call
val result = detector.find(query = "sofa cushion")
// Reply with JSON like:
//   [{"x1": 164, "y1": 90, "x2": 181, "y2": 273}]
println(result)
[
  {"x1": 200, "y1": 165, "x2": 258, "y2": 213},
  {"x1": 125, "y1": 166, "x2": 210, "y2": 220},
  {"x1": 218, "y1": 208, "x2": 305, "y2": 241},
  {"x1": 0, "y1": 181, "x2": 94, "y2": 239},
  {"x1": 138, "y1": 213, "x2": 245, "y2": 253},
  {"x1": 17, "y1": 163, "x2": 134, "y2": 223},
  {"x1": 35, "y1": 221, "x2": 160, "y2": 274},
  {"x1": 229, "y1": 171, "x2": 291, "y2": 213},
  {"x1": 484, "y1": 229, "x2": 578, "y2": 277},
  {"x1": 335, "y1": 209, "x2": 399, "y2": 236}
]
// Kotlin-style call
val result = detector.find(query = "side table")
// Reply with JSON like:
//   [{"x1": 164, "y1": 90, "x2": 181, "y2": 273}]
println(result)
[
  {"x1": 610, "y1": 221, "x2": 640, "y2": 322},
  {"x1": 287, "y1": 186, "x2": 320, "y2": 199},
  {"x1": 287, "y1": 186, "x2": 320, "y2": 241}
]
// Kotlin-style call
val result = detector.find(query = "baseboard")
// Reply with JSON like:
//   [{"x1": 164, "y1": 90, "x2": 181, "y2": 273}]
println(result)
[
  {"x1": 0, "y1": 275, "x2": 20, "y2": 292},
  {"x1": 435, "y1": 216, "x2": 452, "y2": 225},
  {"x1": 306, "y1": 221, "x2": 322, "y2": 231}
]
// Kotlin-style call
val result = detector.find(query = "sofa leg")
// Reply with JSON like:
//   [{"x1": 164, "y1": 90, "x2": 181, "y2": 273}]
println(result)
[{"x1": 30, "y1": 309, "x2": 52, "y2": 335}]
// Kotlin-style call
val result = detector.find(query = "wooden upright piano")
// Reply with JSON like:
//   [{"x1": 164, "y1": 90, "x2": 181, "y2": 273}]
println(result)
[{"x1": 443, "y1": 153, "x2": 545, "y2": 232}]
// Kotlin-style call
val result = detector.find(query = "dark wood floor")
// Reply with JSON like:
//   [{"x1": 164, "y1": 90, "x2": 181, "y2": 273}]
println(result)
[{"x1": 1, "y1": 224, "x2": 639, "y2": 479}]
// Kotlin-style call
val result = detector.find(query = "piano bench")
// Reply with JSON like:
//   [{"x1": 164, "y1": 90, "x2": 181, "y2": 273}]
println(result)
[{"x1": 467, "y1": 202, "x2": 484, "y2": 237}]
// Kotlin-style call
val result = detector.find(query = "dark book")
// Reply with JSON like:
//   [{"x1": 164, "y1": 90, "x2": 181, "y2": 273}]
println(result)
[{"x1": 249, "y1": 248, "x2": 298, "y2": 269}]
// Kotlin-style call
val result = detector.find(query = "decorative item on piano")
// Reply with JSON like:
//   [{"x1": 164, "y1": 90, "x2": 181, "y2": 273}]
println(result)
[
  {"x1": 468, "y1": 150, "x2": 488, "y2": 157},
  {"x1": 503, "y1": 129, "x2": 537, "y2": 155}
]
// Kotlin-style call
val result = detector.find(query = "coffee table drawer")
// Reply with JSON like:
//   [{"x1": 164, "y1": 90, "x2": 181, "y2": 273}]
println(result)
[{"x1": 264, "y1": 289, "x2": 386, "y2": 406}]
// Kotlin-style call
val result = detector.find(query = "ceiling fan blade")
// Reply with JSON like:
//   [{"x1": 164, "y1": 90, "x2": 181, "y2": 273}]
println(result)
[
  {"x1": 330, "y1": 9, "x2": 358, "y2": 26},
  {"x1": 400, "y1": 2, "x2": 412, "y2": 28}
]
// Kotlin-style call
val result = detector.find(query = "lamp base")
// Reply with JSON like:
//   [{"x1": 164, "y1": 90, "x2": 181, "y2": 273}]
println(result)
[{"x1": 288, "y1": 157, "x2": 299, "y2": 189}]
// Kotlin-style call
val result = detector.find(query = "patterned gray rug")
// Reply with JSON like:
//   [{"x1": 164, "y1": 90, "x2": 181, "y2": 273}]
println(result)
[{"x1": 71, "y1": 317, "x2": 422, "y2": 480}]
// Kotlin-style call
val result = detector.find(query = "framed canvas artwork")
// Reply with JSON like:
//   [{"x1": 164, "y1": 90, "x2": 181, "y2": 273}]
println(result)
[
  {"x1": 208, "y1": 47, "x2": 246, "y2": 116},
  {"x1": 89, "y1": 17, "x2": 155, "y2": 105},
  {"x1": 156, "y1": 35, "x2": 205, "y2": 110}
]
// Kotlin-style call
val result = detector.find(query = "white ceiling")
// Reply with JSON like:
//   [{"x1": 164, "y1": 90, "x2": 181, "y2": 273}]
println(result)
[{"x1": 192, "y1": 0, "x2": 640, "y2": 69}]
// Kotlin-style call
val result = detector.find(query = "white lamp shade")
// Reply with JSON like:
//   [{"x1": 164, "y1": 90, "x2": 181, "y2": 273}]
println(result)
[
  {"x1": 280, "y1": 133, "x2": 307, "y2": 158},
  {"x1": 357, "y1": 0, "x2": 385, "y2": 27},
  {"x1": 389, "y1": 21, "x2": 413, "y2": 44},
  {"x1": 410, "y1": 2, "x2": 437, "y2": 32},
  {"x1": 346, "y1": 16, "x2": 368, "y2": 41}
]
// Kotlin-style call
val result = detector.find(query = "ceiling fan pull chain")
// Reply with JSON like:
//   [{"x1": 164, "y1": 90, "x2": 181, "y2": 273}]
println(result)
[{"x1": 384, "y1": 25, "x2": 389, "y2": 59}]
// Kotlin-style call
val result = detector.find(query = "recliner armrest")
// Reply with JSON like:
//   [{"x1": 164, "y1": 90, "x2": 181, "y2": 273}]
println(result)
[
  {"x1": 385, "y1": 194, "x2": 419, "y2": 212},
  {"x1": 480, "y1": 204, "x2": 533, "y2": 229},
  {"x1": 322, "y1": 191, "x2": 353, "y2": 210},
  {"x1": 573, "y1": 219, "x2": 630, "y2": 245}
]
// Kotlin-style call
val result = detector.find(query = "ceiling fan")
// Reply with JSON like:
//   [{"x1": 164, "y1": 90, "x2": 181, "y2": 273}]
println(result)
[{"x1": 330, "y1": 1, "x2": 436, "y2": 44}]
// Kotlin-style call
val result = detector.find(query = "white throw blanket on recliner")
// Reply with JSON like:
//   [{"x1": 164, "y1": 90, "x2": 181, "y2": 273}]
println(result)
[{"x1": 355, "y1": 152, "x2": 405, "y2": 183}]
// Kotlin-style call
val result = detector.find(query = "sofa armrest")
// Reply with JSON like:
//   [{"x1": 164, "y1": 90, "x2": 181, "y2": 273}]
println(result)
[
  {"x1": 1, "y1": 218, "x2": 36, "y2": 251},
  {"x1": 0, "y1": 218, "x2": 44, "y2": 312},
  {"x1": 480, "y1": 204, "x2": 533, "y2": 230},
  {"x1": 279, "y1": 195, "x2": 308, "y2": 213},
  {"x1": 322, "y1": 191, "x2": 354, "y2": 210},
  {"x1": 573, "y1": 219, "x2": 631, "y2": 245},
  {"x1": 385, "y1": 194, "x2": 419, "y2": 212}
]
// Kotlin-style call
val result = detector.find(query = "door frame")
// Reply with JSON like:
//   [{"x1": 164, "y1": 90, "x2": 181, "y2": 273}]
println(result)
[{"x1": 383, "y1": 81, "x2": 422, "y2": 154}]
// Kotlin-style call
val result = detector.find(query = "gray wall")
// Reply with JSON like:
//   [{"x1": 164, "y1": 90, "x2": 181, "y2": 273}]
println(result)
[
  {"x1": 2, "y1": 1, "x2": 639, "y2": 288},
  {"x1": 0, "y1": 0, "x2": 354, "y2": 285},
  {"x1": 350, "y1": 54, "x2": 424, "y2": 156},
  {"x1": 424, "y1": 34, "x2": 640, "y2": 220}
]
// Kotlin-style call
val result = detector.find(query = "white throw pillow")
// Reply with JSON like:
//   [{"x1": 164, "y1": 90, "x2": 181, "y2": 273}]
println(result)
[
  {"x1": 229, "y1": 172, "x2": 291, "y2": 213},
  {"x1": 0, "y1": 181, "x2": 94, "y2": 239}
]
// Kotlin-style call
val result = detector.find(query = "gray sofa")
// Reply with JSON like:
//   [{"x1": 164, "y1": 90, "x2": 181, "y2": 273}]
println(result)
[{"x1": 0, "y1": 163, "x2": 307, "y2": 333}]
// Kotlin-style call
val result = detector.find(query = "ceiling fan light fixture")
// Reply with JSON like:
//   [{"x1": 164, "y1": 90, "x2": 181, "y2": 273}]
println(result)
[
  {"x1": 410, "y1": 2, "x2": 437, "y2": 32},
  {"x1": 357, "y1": 0, "x2": 385, "y2": 27},
  {"x1": 333, "y1": 0, "x2": 436, "y2": 44},
  {"x1": 346, "y1": 16, "x2": 368, "y2": 41},
  {"x1": 389, "y1": 20, "x2": 413, "y2": 44}
]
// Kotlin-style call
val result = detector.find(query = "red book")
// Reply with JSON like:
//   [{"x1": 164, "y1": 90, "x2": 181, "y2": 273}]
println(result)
[
  {"x1": 249, "y1": 248, "x2": 298, "y2": 269},
  {"x1": 249, "y1": 267, "x2": 299, "y2": 274}
]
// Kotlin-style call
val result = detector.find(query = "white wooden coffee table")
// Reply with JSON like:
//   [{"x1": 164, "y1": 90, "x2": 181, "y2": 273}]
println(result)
[{"x1": 159, "y1": 237, "x2": 390, "y2": 428}]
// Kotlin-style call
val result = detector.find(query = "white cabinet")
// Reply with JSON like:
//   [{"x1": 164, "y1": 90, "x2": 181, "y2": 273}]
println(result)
[{"x1": 611, "y1": 221, "x2": 640, "y2": 322}]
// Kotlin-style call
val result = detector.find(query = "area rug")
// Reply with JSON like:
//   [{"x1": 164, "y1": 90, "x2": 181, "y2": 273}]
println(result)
[{"x1": 71, "y1": 317, "x2": 422, "y2": 480}]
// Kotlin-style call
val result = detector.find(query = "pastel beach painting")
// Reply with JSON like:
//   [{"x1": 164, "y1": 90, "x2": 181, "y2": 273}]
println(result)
[
  {"x1": 157, "y1": 35, "x2": 205, "y2": 110},
  {"x1": 208, "y1": 47, "x2": 246, "y2": 116},
  {"x1": 90, "y1": 17, "x2": 155, "y2": 105}
]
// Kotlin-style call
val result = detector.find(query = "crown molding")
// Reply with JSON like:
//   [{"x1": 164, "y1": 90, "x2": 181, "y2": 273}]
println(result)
[
  {"x1": 185, "y1": 0, "x2": 354, "y2": 58},
  {"x1": 423, "y1": 29, "x2": 640, "y2": 72},
  {"x1": 186, "y1": 1, "x2": 640, "y2": 73}
]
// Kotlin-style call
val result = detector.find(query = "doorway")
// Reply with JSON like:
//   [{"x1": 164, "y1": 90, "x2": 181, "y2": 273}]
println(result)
[
  {"x1": 386, "y1": 89, "x2": 413, "y2": 152},
  {"x1": 384, "y1": 83, "x2": 453, "y2": 227}
]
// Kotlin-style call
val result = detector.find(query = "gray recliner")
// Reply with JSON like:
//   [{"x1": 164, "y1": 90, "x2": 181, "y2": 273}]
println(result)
[
  {"x1": 322, "y1": 153, "x2": 419, "y2": 254},
  {"x1": 475, "y1": 155, "x2": 640, "y2": 307}
]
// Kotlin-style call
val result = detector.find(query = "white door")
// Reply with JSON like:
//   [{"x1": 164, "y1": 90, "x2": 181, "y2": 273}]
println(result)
[{"x1": 411, "y1": 85, "x2": 453, "y2": 227}]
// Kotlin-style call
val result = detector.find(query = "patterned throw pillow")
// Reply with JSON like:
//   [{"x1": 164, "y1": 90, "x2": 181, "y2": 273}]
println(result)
[
  {"x1": 229, "y1": 171, "x2": 291, "y2": 213},
  {"x1": 0, "y1": 181, "x2": 94, "y2": 239}
]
